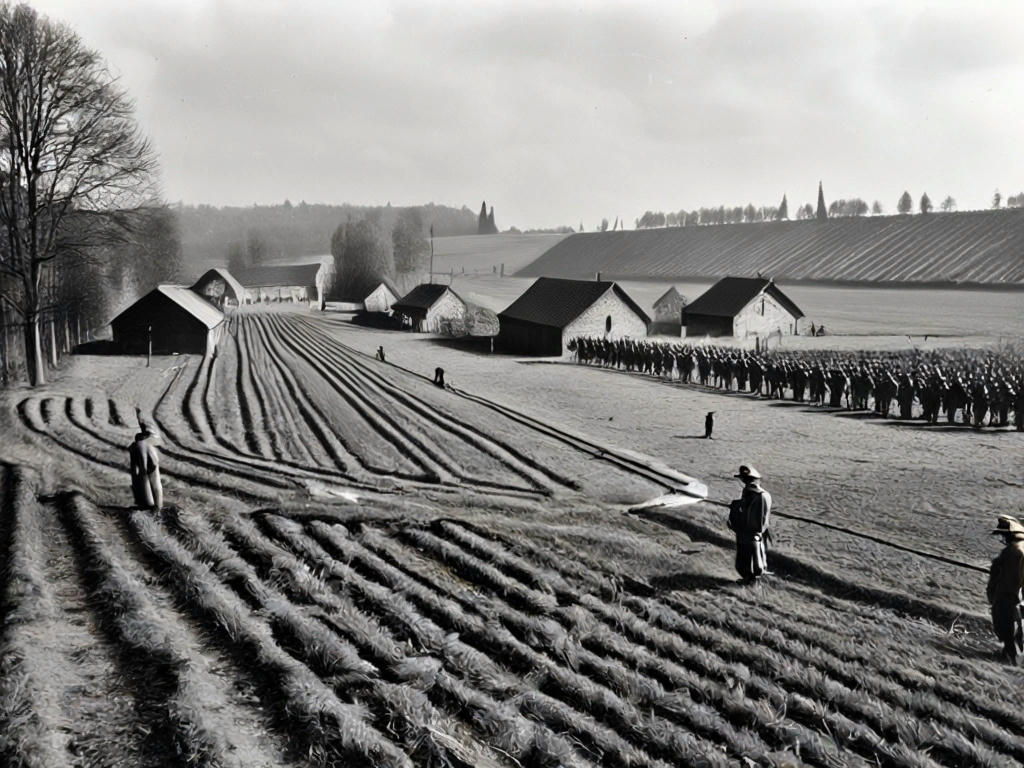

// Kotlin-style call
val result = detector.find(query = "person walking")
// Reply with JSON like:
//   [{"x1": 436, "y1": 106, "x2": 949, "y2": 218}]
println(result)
[
  {"x1": 704, "y1": 411, "x2": 715, "y2": 439},
  {"x1": 987, "y1": 515, "x2": 1024, "y2": 664},
  {"x1": 727, "y1": 465, "x2": 772, "y2": 584},
  {"x1": 128, "y1": 425, "x2": 163, "y2": 511},
  {"x1": 433, "y1": 367, "x2": 446, "y2": 388}
]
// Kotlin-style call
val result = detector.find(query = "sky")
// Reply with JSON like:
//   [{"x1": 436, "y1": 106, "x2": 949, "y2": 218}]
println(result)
[{"x1": 28, "y1": 0, "x2": 1024, "y2": 230}]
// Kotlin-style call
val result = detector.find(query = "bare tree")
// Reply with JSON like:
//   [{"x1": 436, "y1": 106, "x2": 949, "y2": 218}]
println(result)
[
  {"x1": 940, "y1": 195, "x2": 956, "y2": 212},
  {"x1": 0, "y1": 3, "x2": 157, "y2": 385}
]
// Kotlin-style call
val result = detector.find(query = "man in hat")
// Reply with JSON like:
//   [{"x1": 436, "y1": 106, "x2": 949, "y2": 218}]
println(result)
[
  {"x1": 987, "y1": 515, "x2": 1024, "y2": 664},
  {"x1": 704, "y1": 411, "x2": 715, "y2": 440},
  {"x1": 727, "y1": 465, "x2": 772, "y2": 584},
  {"x1": 129, "y1": 423, "x2": 163, "y2": 511}
]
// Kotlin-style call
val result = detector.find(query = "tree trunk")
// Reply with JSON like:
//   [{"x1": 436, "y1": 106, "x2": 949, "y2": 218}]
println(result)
[
  {"x1": 49, "y1": 314, "x2": 58, "y2": 368},
  {"x1": 24, "y1": 313, "x2": 46, "y2": 386},
  {"x1": 65, "y1": 313, "x2": 71, "y2": 353}
]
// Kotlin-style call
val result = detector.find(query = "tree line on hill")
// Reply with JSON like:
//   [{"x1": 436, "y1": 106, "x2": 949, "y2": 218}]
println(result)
[{"x1": 633, "y1": 184, "x2": 1024, "y2": 230}]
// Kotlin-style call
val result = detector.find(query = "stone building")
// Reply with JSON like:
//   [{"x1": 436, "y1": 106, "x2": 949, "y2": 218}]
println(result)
[
  {"x1": 497, "y1": 277, "x2": 650, "y2": 356},
  {"x1": 651, "y1": 286, "x2": 686, "y2": 335},
  {"x1": 111, "y1": 285, "x2": 224, "y2": 355},
  {"x1": 682, "y1": 277, "x2": 804, "y2": 338},
  {"x1": 391, "y1": 283, "x2": 467, "y2": 333},
  {"x1": 364, "y1": 279, "x2": 401, "y2": 314}
]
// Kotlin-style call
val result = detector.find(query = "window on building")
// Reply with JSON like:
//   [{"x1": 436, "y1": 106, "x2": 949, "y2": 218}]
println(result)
[
  {"x1": 605, "y1": 315, "x2": 612, "y2": 333},
  {"x1": 760, "y1": 298, "x2": 765, "y2": 315}
]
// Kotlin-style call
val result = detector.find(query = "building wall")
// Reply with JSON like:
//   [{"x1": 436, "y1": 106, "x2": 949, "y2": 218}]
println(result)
[
  {"x1": 365, "y1": 285, "x2": 397, "y2": 313},
  {"x1": 113, "y1": 297, "x2": 213, "y2": 355},
  {"x1": 562, "y1": 288, "x2": 648, "y2": 350},
  {"x1": 423, "y1": 290, "x2": 467, "y2": 333},
  {"x1": 497, "y1": 320, "x2": 562, "y2": 356},
  {"x1": 733, "y1": 292, "x2": 799, "y2": 337}
]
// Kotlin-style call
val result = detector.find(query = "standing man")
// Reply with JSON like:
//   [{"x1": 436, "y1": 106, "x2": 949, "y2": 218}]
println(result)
[
  {"x1": 704, "y1": 411, "x2": 715, "y2": 440},
  {"x1": 727, "y1": 465, "x2": 772, "y2": 584},
  {"x1": 987, "y1": 515, "x2": 1024, "y2": 665},
  {"x1": 128, "y1": 425, "x2": 163, "y2": 511}
]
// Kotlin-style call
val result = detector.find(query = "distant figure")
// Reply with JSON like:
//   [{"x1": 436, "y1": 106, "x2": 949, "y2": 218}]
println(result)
[
  {"x1": 727, "y1": 465, "x2": 772, "y2": 584},
  {"x1": 128, "y1": 426, "x2": 163, "y2": 511},
  {"x1": 816, "y1": 325, "x2": 826, "y2": 337},
  {"x1": 704, "y1": 411, "x2": 715, "y2": 439},
  {"x1": 376, "y1": 345, "x2": 386, "y2": 362},
  {"x1": 987, "y1": 515, "x2": 1024, "y2": 664},
  {"x1": 433, "y1": 367, "x2": 446, "y2": 388},
  {"x1": 809, "y1": 322, "x2": 816, "y2": 337}
]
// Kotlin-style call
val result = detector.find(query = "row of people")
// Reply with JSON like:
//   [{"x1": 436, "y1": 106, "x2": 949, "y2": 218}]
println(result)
[{"x1": 567, "y1": 336, "x2": 1024, "y2": 429}]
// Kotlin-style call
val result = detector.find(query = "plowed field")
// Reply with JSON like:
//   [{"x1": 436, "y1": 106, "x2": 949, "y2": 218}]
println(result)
[{"x1": 2, "y1": 310, "x2": 1022, "y2": 767}]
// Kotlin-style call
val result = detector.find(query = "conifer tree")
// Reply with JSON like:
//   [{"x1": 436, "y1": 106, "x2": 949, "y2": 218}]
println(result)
[
  {"x1": 487, "y1": 206, "x2": 496, "y2": 234},
  {"x1": 816, "y1": 182, "x2": 828, "y2": 220},
  {"x1": 779, "y1": 194, "x2": 789, "y2": 220},
  {"x1": 478, "y1": 201, "x2": 488, "y2": 234},
  {"x1": 897, "y1": 191, "x2": 913, "y2": 214}
]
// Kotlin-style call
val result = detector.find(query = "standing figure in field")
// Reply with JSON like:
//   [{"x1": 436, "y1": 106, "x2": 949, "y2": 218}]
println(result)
[
  {"x1": 375, "y1": 345, "x2": 386, "y2": 362},
  {"x1": 433, "y1": 367, "x2": 446, "y2": 388},
  {"x1": 987, "y1": 515, "x2": 1024, "y2": 665},
  {"x1": 704, "y1": 411, "x2": 715, "y2": 440},
  {"x1": 727, "y1": 465, "x2": 772, "y2": 584},
  {"x1": 128, "y1": 426, "x2": 163, "y2": 511}
]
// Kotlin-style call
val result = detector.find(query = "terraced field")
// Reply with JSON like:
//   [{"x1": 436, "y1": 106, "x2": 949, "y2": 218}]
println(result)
[
  {"x1": 3, "y1": 311, "x2": 1023, "y2": 767},
  {"x1": 519, "y1": 209, "x2": 1024, "y2": 285}
]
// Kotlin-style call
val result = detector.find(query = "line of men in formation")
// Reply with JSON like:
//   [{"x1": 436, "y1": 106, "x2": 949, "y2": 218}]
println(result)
[{"x1": 566, "y1": 336, "x2": 1024, "y2": 429}]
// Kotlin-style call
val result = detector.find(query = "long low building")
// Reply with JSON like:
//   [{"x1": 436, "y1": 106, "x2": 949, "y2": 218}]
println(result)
[
  {"x1": 497, "y1": 277, "x2": 650, "y2": 355},
  {"x1": 111, "y1": 285, "x2": 225, "y2": 355},
  {"x1": 234, "y1": 263, "x2": 325, "y2": 306}
]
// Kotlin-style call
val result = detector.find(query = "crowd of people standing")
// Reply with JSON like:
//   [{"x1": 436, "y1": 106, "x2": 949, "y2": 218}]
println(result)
[{"x1": 567, "y1": 336, "x2": 1024, "y2": 429}]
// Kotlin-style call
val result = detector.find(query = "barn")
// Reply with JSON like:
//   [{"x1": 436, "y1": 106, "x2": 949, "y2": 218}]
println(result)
[
  {"x1": 364, "y1": 279, "x2": 401, "y2": 314},
  {"x1": 497, "y1": 277, "x2": 650, "y2": 356},
  {"x1": 391, "y1": 283, "x2": 468, "y2": 333},
  {"x1": 234, "y1": 263, "x2": 325, "y2": 306},
  {"x1": 190, "y1": 268, "x2": 246, "y2": 310},
  {"x1": 683, "y1": 277, "x2": 804, "y2": 338},
  {"x1": 111, "y1": 285, "x2": 224, "y2": 355}
]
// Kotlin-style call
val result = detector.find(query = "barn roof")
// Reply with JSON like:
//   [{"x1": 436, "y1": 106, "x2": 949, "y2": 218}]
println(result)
[
  {"x1": 191, "y1": 267, "x2": 246, "y2": 299},
  {"x1": 653, "y1": 286, "x2": 683, "y2": 308},
  {"x1": 234, "y1": 263, "x2": 321, "y2": 288},
  {"x1": 392, "y1": 283, "x2": 464, "y2": 312},
  {"x1": 111, "y1": 285, "x2": 224, "y2": 329},
  {"x1": 498, "y1": 277, "x2": 651, "y2": 329},
  {"x1": 684, "y1": 277, "x2": 804, "y2": 319},
  {"x1": 366, "y1": 278, "x2": 401, "y2": 300}
]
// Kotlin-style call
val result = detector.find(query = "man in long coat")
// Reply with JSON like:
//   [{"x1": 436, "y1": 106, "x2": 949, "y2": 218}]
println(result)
[
  {"x1": 129, "y1": 426, "x2": 163, "y2": 511},
  {"x1": 727, "y1": 465, "x2": 772, "y2": 583},
  {"x1": 987, "y1": 515, "x2": 1024, "y2": 664}
]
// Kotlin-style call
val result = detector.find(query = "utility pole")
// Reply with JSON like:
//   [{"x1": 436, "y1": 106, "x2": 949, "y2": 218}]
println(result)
[
  {"x1": 429, "y1": 224, "x2": 434, "y2": 284},
  {"x1": 147, "y1": 325, "x2": 152, "y2": 367}
]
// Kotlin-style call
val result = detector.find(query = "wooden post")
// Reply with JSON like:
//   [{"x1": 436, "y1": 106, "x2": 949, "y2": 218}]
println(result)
[{"x1": 147, "y1": 325, "x2": 152, "y2": 367}]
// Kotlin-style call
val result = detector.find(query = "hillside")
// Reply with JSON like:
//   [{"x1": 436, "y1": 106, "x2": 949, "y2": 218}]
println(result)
[
  {"x1": 517, "y1": 209, "x2": 1024, "y2": 286},
  {"x1": 430, "y1": 233, "x2": 570, "y2": 277}
]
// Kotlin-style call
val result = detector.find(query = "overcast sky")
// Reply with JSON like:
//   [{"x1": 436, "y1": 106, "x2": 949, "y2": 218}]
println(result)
[{"x1": 29, "y1": 0, "x2": 1024, "y2": 230}]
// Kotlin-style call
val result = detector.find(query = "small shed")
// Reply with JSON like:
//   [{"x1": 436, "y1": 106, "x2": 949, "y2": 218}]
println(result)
[
  {"x1": 497, "y1": 277, "x2": 650, "y2": 356},
  {"x1": 111, "y1": 285, "x2": 224, "y2": 355},
  {"x1": 651, "y1": 286, "x2": 687, "y2": 335},
  {"x1": 364, "y1": 279, "x2": 401, "y2": 314},
  {"x1": 683, "y1": 277, "x2": 804, "y2": 338},
  {"x1": 190, "y1": 268, "x2": 246, "y2": 310},
  {"x1": 234, "y1": 263, "x2": 324, "y2": 306},
  {"x1": 391, "y1": 283, "x2": 468, "y2": 333}
]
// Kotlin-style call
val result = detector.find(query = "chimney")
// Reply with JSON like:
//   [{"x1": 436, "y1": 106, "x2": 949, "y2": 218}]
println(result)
[{"x1": 596, "y1": 272, "x2": 602, "y2": 281}]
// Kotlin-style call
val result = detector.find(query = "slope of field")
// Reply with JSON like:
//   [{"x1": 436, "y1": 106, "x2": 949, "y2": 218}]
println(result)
[
  {"x1": 430, "y1": 233, "x2": 569, "y2": 277},
  {"x1": 3, "y1": 308, "x2": 1023, "y2": 767},
  {"x1": 517, "y1": 209, "x2": 1024, "y2": 285}
]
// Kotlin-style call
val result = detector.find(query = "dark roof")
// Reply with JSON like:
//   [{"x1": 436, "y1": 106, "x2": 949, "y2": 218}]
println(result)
[
  {"x1": 653, "y1": 286, "x2": 683, "y2": 308},
  {"x1": 684, "y1": 277, "x2": 804, "y2": 319},
  {"x1": 111, "y1": 285, "x2": 224, "y2": 329},
  {"x1": 498, "y1": 277, "x2": 650, "y2": 329},
  {"x1": 392, "y1": 283, "x2": 464, "y2": 312},
  {"x1": 234, "y1": 263, "x2": 321, "y2": 288}
]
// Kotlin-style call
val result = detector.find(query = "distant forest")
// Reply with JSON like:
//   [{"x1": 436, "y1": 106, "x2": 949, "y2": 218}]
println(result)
[{"x1": 175, "y1": 201, "x2": 479, "y2": 276}]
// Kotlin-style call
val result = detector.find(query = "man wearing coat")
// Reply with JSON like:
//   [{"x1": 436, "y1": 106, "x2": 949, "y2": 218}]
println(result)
[
  {"x1": 728, "y1": 465, "x2": 772, "y2": 584},
  {"x1": 987, "y1": 515, "x2": 1024, "y2": 664},
  {"x1": 129, "y1": 426, "x2": 163, "y2": 511}
]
